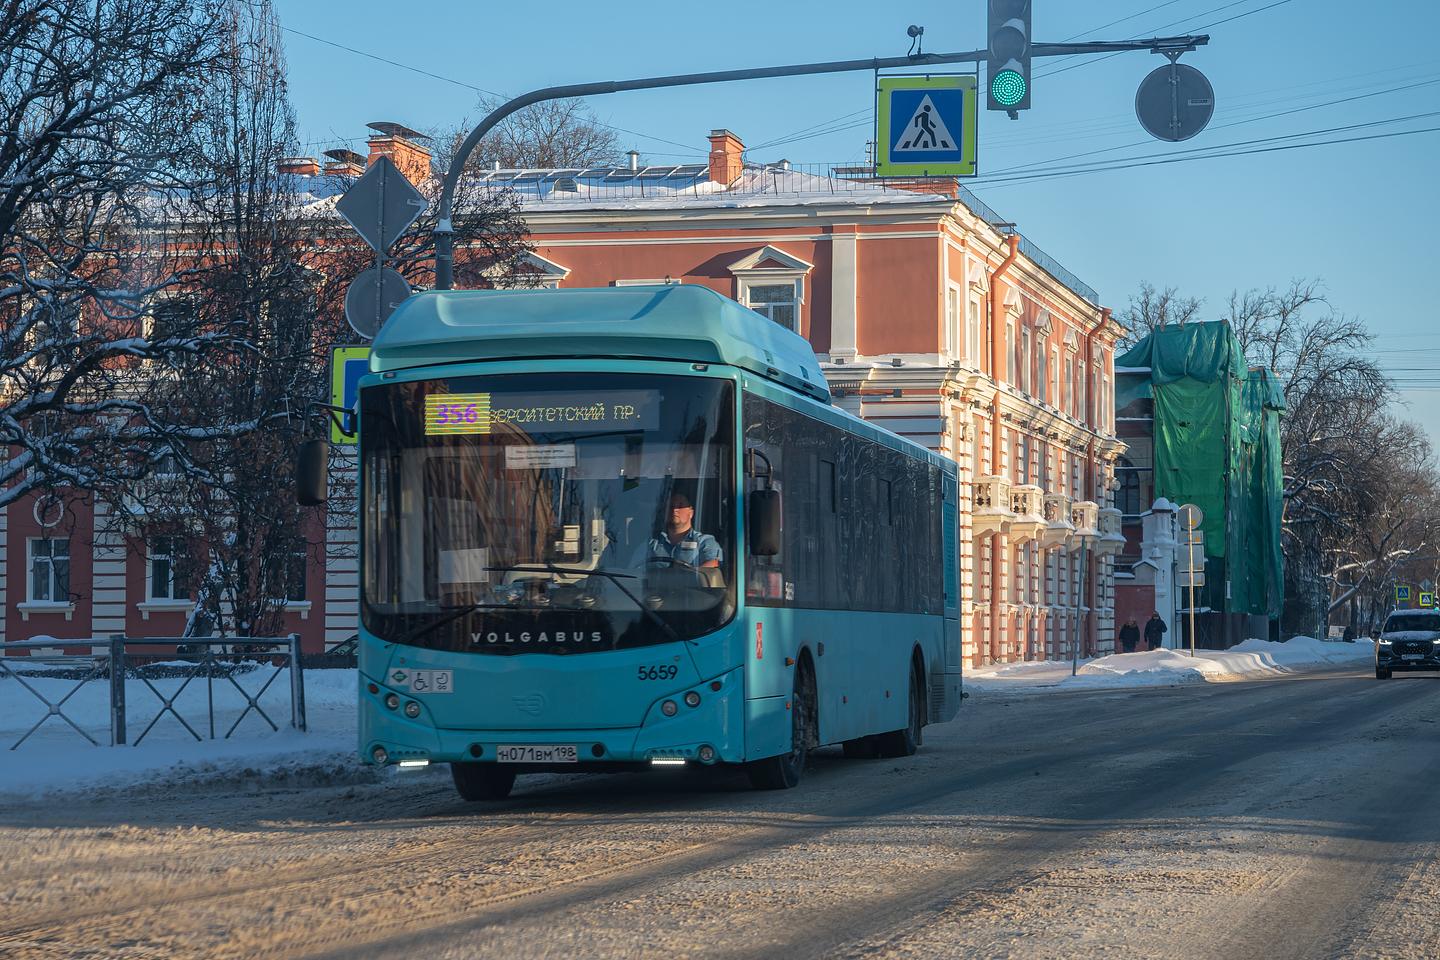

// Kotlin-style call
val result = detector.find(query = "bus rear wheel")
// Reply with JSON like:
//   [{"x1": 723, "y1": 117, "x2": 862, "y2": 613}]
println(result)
[
  {"x1": 876, "y1": 662, "x2": 924, "y2": 759},
  {"x1": 747, "y1": 660, "x2": 815, "y2": 790},
  {"x1": 451, "y1": 763, "x2": 516, "y2": 801}
]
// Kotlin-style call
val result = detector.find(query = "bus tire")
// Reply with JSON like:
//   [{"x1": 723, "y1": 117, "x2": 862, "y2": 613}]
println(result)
[
  {"x1": 747, "y1": 659, "x2": 815, "y2": 790},
  {"x1": 451, "y1": 763, "x2": 516, "y2": 801},
  {"x1": 876, "y1": 661, "x2": 924, "y2": 759}
]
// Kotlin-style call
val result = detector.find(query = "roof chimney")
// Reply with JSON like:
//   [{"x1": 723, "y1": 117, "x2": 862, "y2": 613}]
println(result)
[
  {"x1": 278, "y1": 156, "x2": 320, "y2": 176},
  {"x1": 707, "y1": 129, "x2": 744, "y2": 187},
  {"x1": 365, "y1": 121, "x2": 432, "y2": 186},
  {"x1": 322, "y1": 148, "x2": 366, "y2": 177},
  {"x1": 627, "y1": 150, "x2": 640, "y2": 172}
]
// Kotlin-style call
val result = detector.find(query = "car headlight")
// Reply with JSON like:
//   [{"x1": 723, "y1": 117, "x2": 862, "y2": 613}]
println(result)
[{"x1": 1378, "y1": 638, "x2": 1392, "y2": 645}]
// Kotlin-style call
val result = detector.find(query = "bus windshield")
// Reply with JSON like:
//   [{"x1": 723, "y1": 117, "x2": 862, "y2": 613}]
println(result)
[{"x1": 360, "y1": 372, "x2": 736, "y2": 654}]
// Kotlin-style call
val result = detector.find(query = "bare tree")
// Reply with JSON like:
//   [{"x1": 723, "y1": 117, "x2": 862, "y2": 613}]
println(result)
[
  {"x1": 467, "y1": 97, "x2": 623, "y2": 169},
  {"x1": 0, "y1": 0, "x2": 235, "y2": 510},
  {"x1": 90, "y1": 2, "x2": 534, "y2": 640},
  {"x1": 1117, "y1": 282, "x2": 1204, "y2": 346}
]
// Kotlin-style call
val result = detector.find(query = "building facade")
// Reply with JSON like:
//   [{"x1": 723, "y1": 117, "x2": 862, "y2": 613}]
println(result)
[{"x1": 2, "y1": 125, "x2": 1126, "y2": 666}]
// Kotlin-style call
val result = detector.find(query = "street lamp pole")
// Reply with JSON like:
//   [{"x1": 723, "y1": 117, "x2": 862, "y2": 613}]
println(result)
[{"x1": 433, "y1": 36, "x2": 1208, "y2": 289}]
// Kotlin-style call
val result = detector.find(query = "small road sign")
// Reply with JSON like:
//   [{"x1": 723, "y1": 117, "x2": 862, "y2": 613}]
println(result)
[
  {"x1": 329, "y1": 346, "x2": 370, "y2": 444},
  {"x1": 334, "y1": 155, "x2": 428, "y2": 254},
  {"x1": 1136, "y1": 61, "x2": 1214, "y2": 142},
  {"x1": 1396, "y1": 584, "x2": 1412, "y2": 605},
  {"x1": 875, "y1": 75, "x2": 978, "y2": 177},
  {"x1": 344, "y1": 266, "x2": 411, "y2": 340},
  {"x1": 1422, "y1": 591, "x2": 1435, "y2": 608},
  {"x1": 1177, "y1": 502, "x2": 1204, "y2": 531}
]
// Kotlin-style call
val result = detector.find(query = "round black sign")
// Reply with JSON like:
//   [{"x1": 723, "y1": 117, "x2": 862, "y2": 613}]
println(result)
[{"x1": 1135, "y1": 62, "x2": 1215, "y2": 142}]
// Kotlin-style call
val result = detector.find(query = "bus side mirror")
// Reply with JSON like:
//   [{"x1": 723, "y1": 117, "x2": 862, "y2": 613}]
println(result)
[
  {"x1": 749, "y1": 489, "x2": 782, "y2": 557},
  {"x1": 296, "y1": 438, "x2": 329, "y2": 506}
]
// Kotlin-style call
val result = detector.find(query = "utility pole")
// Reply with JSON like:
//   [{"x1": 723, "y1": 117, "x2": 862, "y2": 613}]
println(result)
[{"x1": 432, "y1": 35, "x2": 1209, "y2": 289}]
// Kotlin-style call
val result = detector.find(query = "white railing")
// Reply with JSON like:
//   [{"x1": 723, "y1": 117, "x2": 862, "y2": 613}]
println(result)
[
  {"x1": 1008, "y1": 484, "x2": 1046, "y2": 545},
  {"x1": 1040, "y1": 493, "x2": 1074, "y2": 548},
  {"x1": 972, "y1": 475, "x2": 1015, "y2": 538}
]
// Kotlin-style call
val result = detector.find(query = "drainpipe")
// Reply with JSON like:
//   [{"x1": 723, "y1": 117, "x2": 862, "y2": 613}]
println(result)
[
  {"x1": 988, "y1": 234, "x2": 1022, "y2": 663},
  {"x1": 1081, "y1": 306, "x2": 1113, "y2": 657}
]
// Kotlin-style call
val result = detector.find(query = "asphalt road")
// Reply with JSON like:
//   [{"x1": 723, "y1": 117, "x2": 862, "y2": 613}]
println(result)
[{"x1": 2, "y1": 667, "x2": 1437, "y2": 959}]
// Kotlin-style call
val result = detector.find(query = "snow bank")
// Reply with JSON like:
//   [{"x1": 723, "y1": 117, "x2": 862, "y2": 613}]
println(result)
[
  {"x1": 0, "y1": 667, "x2": 360, "y2": 797},
  {"x1": 966, "y1": 636, "x2": 1374, "y2": 694}
]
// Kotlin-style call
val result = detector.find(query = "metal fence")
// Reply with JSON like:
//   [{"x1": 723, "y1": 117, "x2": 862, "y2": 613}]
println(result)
[{"x1": 0, "y1": 635, "x2": 306, "y2": 750}]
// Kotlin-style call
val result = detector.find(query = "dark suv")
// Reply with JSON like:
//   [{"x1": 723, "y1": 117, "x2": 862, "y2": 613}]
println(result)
[{"x1": 1375, "y1": 610, "x2": 1440, "y2": 679}]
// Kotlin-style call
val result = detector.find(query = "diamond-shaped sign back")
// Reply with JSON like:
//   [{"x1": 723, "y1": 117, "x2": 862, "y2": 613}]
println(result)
[{"x1": 334, "y1": 155, "x2": 428, "y2": 253}]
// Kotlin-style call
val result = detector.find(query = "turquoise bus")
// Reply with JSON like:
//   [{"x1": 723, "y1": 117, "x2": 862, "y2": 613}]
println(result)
[{"x1": 302, "y1": 285, "x2": 961, "y2": 800}]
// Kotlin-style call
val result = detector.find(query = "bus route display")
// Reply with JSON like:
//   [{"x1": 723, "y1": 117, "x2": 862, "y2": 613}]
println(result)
[{"x1": 424, "y1": 391, "x2": 659, "y2": 436}]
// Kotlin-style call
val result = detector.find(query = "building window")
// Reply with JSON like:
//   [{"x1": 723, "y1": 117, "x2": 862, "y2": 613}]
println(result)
[
  {"x1": 968, "y1": 296, "x2": 982, "y2": 366},
  {"x1": 1037, "y1": 342, "x2": 1049, "y2": 404},
  {"x1": 28, "y1": 538, "x2": 70, "y2": 602},
  {"x1": 1007, "y1": 322, "x2": 1017, "y2": 383},
  {"x1": 147, "y1": 297, "x2": 194, "y2": 341},
  {"x1": 149, "y1": 536, "x2": 191, "y2": 600},
  {"x1": 1020, "y1": 328, "x2": 1031, "y2": 395},
  {"x1": 285, "y1": 540, "x2": 308, "y2": 602},
  {"x1": 1064, "y1": 357, "x2": 1074, "y2": 413},
  {"x1": 744, "y1": 282, "x2": 799, "y2": 331},
  {"x1": 946, "y1": 286, "x2": 961, "y2": 359}
]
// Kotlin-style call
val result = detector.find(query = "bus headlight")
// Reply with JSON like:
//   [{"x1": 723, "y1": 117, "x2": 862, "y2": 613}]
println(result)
[
  {"x1": 384, "y1": 693, "x2": 400, "y2": 710},
  {"x1": 661, "y1": 699, "x2": 678, "y2": 717},
  {"x1": 684, "y1": 691, "x2": 701, "y2": 708},
  {"x1": 371, "y1": 745, "x2": 389, "y2": 765},
  {"x1": 403, "y1": 701, "x2": 421, "y2": 719}
]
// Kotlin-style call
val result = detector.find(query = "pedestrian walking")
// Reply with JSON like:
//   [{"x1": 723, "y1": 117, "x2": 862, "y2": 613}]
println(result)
[
  {"x1": 1144, "y1": 612, "x2": 1168, "y2": 651},
  {"x1": 1119, "y1": 618, "x2": 1141, "y2": 654}
]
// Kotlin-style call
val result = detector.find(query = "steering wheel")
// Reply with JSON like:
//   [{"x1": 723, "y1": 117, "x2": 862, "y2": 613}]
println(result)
[{"x1": 646, "y1": 556, "x2": 698, "y2": 572}]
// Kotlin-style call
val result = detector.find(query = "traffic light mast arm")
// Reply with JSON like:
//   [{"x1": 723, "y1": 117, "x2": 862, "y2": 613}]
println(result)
[
  {"x1": 1032, "y1": 35, "x2": 1208, "y2": 57},
  {"x1": 432, "y1": 32, "x2": 1208, "y2": 289}
]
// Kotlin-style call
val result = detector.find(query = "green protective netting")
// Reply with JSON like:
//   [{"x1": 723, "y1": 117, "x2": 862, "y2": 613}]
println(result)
[{"x1": 1116, "y1": 323, "x2": 1285, "y2": 618}]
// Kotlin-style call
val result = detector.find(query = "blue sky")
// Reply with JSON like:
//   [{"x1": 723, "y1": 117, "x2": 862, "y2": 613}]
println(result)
[{"x1": 273, "y1": 0, "x2": 1440, "y2": 439}]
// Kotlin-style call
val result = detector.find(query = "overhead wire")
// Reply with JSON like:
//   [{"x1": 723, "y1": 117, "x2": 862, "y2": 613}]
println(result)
[{"x1": 273, "y1": 20, "x2": 699, "y2": 154}]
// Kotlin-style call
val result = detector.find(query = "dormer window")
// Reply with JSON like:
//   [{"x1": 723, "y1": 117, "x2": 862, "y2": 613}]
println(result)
[{"x1": 728, "y1": 245, "x2": 813, "y2": 334}]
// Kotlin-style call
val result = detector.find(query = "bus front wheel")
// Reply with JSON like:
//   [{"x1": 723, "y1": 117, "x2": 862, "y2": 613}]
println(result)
[
  {"x1": 747, "y1": 661, "x2": 815, "y2": 790},
  {"x1": 451, "y1": 763, "x2": 516, "y2": 801},
  {"x1": 876, "y1": 662, "x2": 924, "y2": 759}
]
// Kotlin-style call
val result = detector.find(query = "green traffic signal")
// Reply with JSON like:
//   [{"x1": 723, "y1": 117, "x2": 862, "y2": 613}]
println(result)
[{"x1": 990, "y1": 69, "x2": 1027, "y2": 108}]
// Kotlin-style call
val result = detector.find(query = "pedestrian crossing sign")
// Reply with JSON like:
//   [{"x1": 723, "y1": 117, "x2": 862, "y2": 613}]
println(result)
[
  {"x1": 875, "y1": 76, "x2": 978, "y2": 177},
  {"x1": 1396, "y1": 584, "x2": 1412, "y2": 605},
  {"x1": 1422, "y1": 591, "x2": 1435, "y2": 608},
  {"x1": 329, "y1": 346, "x2": 371, "y2": 444}
]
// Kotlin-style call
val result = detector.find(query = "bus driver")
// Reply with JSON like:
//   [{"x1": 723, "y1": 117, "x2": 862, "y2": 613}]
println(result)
[{"x1": 649, "y1": 491, "x2": 722, "y2": 570}]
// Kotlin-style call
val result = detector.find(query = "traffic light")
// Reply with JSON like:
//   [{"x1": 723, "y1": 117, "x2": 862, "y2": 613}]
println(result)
[{"x1": 987, "y1": 0, "x2": 1032, "y2": 112}]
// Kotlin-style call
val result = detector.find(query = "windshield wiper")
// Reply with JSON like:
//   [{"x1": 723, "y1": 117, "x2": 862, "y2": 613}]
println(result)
[
  {"x1": 398, "y1": 603, "x2": 515, "y2": 647},
  {"x1": 498, "y1": 563, "x2": 684, "y2": 645}
]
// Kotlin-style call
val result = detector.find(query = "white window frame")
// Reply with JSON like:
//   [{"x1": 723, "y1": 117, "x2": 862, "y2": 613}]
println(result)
[
  {"x1": 20, "y1": 537, "x2": 75, "y2": 621},
  {"x1": 1020, "y1": 328, "x2": 1031, "y2": 396},
  {"x1": 967, "y1": 296, "x2": 981, "y2": 366},
  {"x1": 737, "y1": 277, "x2": 803, "y2": 332},
  {"x1": 945, "y1": 285, "x2": 961, "y2": 360},
  {"x1": 1006, "y1": 322, "x2": 1017, "y2": 383}
]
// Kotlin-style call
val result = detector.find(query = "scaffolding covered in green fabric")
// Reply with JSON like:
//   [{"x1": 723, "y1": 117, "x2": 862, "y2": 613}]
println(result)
[{"x1": 1116, "y1": 322, "x2": 1285, "y2": 619}]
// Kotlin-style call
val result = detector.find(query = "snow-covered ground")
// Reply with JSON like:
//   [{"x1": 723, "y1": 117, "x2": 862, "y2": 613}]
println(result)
[
  {"x1": 0, "y1": 663, "x2": 359, "y2": 797},
  {"x1": 0, "y1": 637, "x2": 1375, "y2": 797},
  {"x1": 966, "y1": 635, "x2": 1375, "y2": 693}
]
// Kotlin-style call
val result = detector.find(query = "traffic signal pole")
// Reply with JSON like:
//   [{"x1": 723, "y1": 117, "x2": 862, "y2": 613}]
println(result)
[{"x1": 433, "y1": 35, "x2": 1207, "y2": 289}]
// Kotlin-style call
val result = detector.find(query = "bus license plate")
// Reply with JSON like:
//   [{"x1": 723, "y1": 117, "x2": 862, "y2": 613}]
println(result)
[{"x1": 495, "y1": 744, "x2": 578, "y2": 763}]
